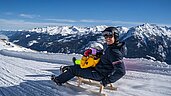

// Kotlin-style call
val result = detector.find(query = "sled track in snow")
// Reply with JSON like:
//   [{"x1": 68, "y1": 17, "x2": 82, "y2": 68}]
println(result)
[{"x1": 0, "y1": 49, "x2": 73, "y2": 65}]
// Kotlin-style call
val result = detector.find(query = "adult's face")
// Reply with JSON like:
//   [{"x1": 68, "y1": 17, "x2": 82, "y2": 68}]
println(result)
[{"x1": 104, "y1": 35, "x2": 115, "y2": 45}]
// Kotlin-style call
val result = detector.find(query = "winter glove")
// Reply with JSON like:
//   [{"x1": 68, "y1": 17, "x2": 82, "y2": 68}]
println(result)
[
  {"x1": 96, "y1": 50, "x2": 103, "y2": 58},
  {"x1": 84, "y1": 49, "x2": 92, "y2": 57}
]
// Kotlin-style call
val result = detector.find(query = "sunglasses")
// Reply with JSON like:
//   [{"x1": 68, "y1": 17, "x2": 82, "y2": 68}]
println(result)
[{"x1": 104, "y1": 35, "x2": 114, "y2": 39}]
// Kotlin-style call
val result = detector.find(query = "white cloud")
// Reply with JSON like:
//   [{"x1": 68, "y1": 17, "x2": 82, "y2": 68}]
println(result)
[
  {"x1": 0, "y1": 18, "x2": 170, "y2": 30},
  {"x1": 79, "y1": 19, "x2": 145, "y2": 26},
  {"x1": 0, "y1": 19, "x2": 70, "y2": 30},
  {"x1": 45, "y1": 19, "x2": 76, "y2": 22},
  {"x1": 45, "y1": 18, "x2": 112, "y2": 23},
  {"x1": 111, "y1": 21, "x2": 143, "y2": 25},
  {"x1": 19, "y1": 14, "x2": 40, "y2": 19},
  {"x1": 80, "y1": 19, "x2": 111, "y2": 23}
]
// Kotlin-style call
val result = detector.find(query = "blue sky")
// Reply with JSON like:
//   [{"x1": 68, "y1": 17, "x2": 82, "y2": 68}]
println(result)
[{"x1": 0, "y1": 0, "x2": 170, "y2": 30}]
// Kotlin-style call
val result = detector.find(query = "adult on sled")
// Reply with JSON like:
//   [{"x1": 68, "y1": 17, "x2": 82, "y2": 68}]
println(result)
[{"x1": 51, "y1": 27, "x2": 126, "y2": 89}]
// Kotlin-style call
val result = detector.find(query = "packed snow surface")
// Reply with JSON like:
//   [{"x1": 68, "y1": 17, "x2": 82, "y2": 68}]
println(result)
[{"x1": 0, "y1": 40, "x2": 171, "y2": 96}]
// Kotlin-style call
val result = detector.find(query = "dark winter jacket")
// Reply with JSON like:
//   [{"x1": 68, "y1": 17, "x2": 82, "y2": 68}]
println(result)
[{"x1": 95, "y1": 42, "x2": 126, "y2": 79}]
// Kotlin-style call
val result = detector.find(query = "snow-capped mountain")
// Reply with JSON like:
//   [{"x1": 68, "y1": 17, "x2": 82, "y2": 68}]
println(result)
[
  {"x1": 121, "y1": 23, "x2": 171, "y2": 41},
  {"x1": 121, "y1": 23, "x2": 171, "y2": 64},
  {"x1": 1, "y1": 24, "x2": 171, "y2": 64},
  {"x1": 29, "y1": 25, "x2": 108, "y2": 35}
]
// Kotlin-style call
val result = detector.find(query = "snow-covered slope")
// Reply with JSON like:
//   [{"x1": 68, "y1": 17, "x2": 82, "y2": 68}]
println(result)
[
  {"x1": 0, "y1": 37, "x2": 35, "y2": 52},
  {"x1": 0, "y1": 44, "x2": 171, "y2": 96}
]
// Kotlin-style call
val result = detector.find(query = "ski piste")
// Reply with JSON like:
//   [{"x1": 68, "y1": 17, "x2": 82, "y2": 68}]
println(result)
[{"x1": 65, "y1": 82, "x2": 107, "y2": 96}]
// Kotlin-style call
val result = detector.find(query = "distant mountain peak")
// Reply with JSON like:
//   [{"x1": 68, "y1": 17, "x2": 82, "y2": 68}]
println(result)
[
  {"x1": 28, "y1": 25, "x2": 109, "y2": 35},
  {"x1": 1, "y1": 23, "x2": 171, "y2": 64},
  {"x1": 127, "y1": 23, "x2": 171, "y2": 38}
]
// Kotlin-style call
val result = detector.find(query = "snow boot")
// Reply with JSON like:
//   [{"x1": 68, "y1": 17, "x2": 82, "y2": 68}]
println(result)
[
  {"x1": 51, "y1": 75, "x2": 62, "y2": 86},
  {"x1": 60, "y1": 66, "x2": 70, "y2": 73}
]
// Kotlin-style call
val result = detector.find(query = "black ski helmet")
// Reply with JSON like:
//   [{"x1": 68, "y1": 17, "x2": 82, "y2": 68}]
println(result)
[{"x1": 102, "y1": 27, "x2": 119, "y2": 42}]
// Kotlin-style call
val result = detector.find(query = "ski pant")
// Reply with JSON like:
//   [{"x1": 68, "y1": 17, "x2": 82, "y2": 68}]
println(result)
[
  {"x1": 56, "y1": 65, "x2": 104, "y2": 83},
  {"x1": 56, "y1": 64, "x2": 125, "y2": 85},
  {"x1": 107, "y1": 63, "x2": 126, "y2": 84},
  {"x1": 98, "y1": 63, "x2": 126, "y2": 86}
]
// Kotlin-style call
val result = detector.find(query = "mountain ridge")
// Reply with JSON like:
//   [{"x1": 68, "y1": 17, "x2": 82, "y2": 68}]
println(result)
[{"x1": 1, "y1": 23, "x2": 171, "y2": 64}]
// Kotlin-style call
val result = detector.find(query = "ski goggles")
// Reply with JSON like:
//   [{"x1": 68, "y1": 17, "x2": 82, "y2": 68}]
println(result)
[{"x1": 90, "y1": 48, "x2": 101, "y2": 55}]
